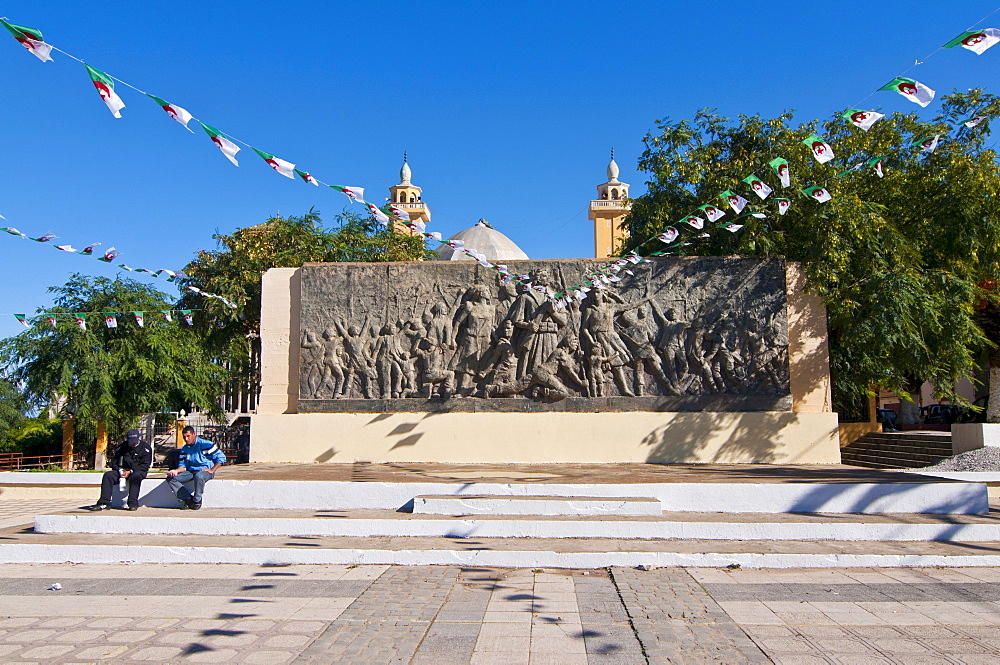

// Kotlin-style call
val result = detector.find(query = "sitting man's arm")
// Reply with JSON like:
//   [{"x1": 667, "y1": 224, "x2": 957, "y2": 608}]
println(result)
[{"x1": 204, "y1": 440, "x2": 227, "y2": 474}]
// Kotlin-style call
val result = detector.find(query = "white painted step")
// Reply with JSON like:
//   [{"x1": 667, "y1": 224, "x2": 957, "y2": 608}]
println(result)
[{"x1": 412, "y1": 494, "x2": 661, "y2": 516}]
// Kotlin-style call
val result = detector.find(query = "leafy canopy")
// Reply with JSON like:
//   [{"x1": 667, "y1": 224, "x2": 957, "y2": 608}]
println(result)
[{"x1": 623, "y1": 90, "x2": 1000, "y2": 410}]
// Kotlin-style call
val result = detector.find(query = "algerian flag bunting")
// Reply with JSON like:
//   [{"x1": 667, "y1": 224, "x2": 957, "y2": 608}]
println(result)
[
  {"x1": 720, "y1": 190, "x2": 748, "y2": 213},
  {"x1": 74, "y1": 316, "x2": 86, "y2": 331},
  {"x1": 879, "y1": 77, "x2": 935, "y2": 107},
  {"x1": 802, "y1": 186, "x2": 832, "y2": 203},
  {"x1": 699, "y1": 204, "x2": 726, "y2": 222},
  {"x1": 743, "y1": 174, "x2": 772, "y2": 200},
  {"x1": 1, "y1": 20, "x2": 53, "y2": 62},
  {"x1": 722, "y1": 224, "x2": 743, "y2": 233},
  {"x1": 45, "y1": 316, "x2": 56, "y2": 327},
  {"x1": 252, "y1": 148, "x2": 296, "y2": 179},
  {"x1": 944, "y1": 29, "x2": 1000, "y2": 54},
  {"x1": 682, "y1": 215, "x2": 705, "y2": 229},
  {"x1": 295, "y1": 170, "x2": 319, "y2": 186},
  {"x1": 161, "y1": 310, "x2": 173, "y2": 323},
  {"x1": 868, "y1": 157, "x2": 884, "y2": 178},
  {"x1": 768, "y1": 158, "x2": 791, "y2": 187},
  {"x1": 656, "y1": 227, "x2": 679, "y2": 244},
  {"x1": 775, "y1": 198, "x2": 791, "y2": 215},
  {"x1": 330, "y1": 185, "x2": 364, "y2": 203},
  {"x1": 14, "y1": 314, "x2": 28, "y2": 327},
  {"x1": 33, "y1": 232, "x2": 57, "y2": 243},
  {"x1": 85, "y1": 64, "x2": 125, "y2": 118},
  {"x1": 147, "y1": 95, "x2": 194, "y2": 132},
  {"x1": 842, "y1": 109, "x2": 884, "y2": 132},
  {"x1": 79, "y1": 242, "x2": 101, "y2": 255},
  {"x1": 104, "y1": 313, "x2": 118, "y2": 328},
  {"x1": 695, "y1": 232, "x2": 710, "y2": 239},
  {"x1": 802, "y1": 134, "x2": 835, "y2": 164},
  {"x1": 98, "y1": 247, "x2": 121, "y2": 262},
  {"x1": 198, "y1": 122, "x2": 240, "y2": 166},
  {"x1": 913, "y1": 135, "x2": 940, "y2": 153},
  {"x1": 366, "y1": 203, "x2": 390, "y2": 225},
  {"x1": 55, "y1": 244, "x2": 76, "y2": 252},
  {"x1": 963, "y1": 116, "x2": 986, "y2": 128},
  {"x1": 388, "y1": 205, "x2": 410, "y2": 220},
  {"x1": 181, "y1": 310, "x2": 194, "y2": 326},
  {"x1": 133, "y1": 311, "x2": 144, "y2": 328}
]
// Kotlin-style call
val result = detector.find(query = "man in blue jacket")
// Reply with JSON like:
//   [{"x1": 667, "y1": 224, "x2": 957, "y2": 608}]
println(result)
[{"x1": 166, "y1": 425, "x2": 226, "y2": 510}]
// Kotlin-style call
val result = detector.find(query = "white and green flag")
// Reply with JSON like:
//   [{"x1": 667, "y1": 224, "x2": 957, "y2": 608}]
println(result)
[
  {"x1": 879, "y1": 77, "x2": 935, "y2": 107},
  {"x1": 721, "y1": 224, "x2": 743, "y2": 233},
  {"x1": 160, "y1": 310, "x2": 173, "y2": 323},
  {"x1": 45, "y1": 316, "x2": 56, "y2": 327},
  {"x1": 133, "y1": 311, "x2": 144, "y2": 328},
  {"x1": 682, "y1": 215, "x2": 705, "y2": 230},
  {"x1": 366, "y1": 202, "x2": 391, "y2": 225},
  {"x1": 199, "y1": 122, "x2": 240, "y2": 166},
  {"x1": 252, "y1": 149, "x2": 296, "y2": 179},
  {"x1": 147, "y1": 95, "x2": 194, "y2": 132},
  {"x1": 1, "y1": 20, "x2": 53, "y2": 62},
  {"x1": 944, "y1": 28, "x2": 1000, "y2": 54},
  {"x1": 104, "y1": 313, "x2": 118, "y2": 329},
  {"x1": 330, "y1": 185, "x2": 364, "y2": 204},
  {"x1": 74, "y1": 316, "x2": 86, "y2": 331},
  {"x1": 802, "y1": 134, "x2": 835, "y2": 164},
  {"x1": 775, "y1": 198, "x2": 791, "y2": 215},
  {"x1": 656, "y1": 227, "x2": 679, "y2": 244},
  {"x1": 963, "y1": 116, "x2": 986, "y2": 128},
  {"x1": 295, "y1": 170, "x2": 319, "y2": 186},
  {"x1": 868, "y1": 157, "x2": 884, "y2": 178},
  {"x1": 698, "y1": 203, "x2": 726, "y2": 222},
  {"x1": 181, "y1": 310, "x2": 194, "y2": 326},
  {"x1": 768, "y1": 158, "x2": 791, "y2": 187},
  {"x1": 802, "y1": 186, "x2": 832, "y2": 203},
  {"x1": 14, "y1": 314, "x2": 28, "y2": 327},
  {"x1": 85, "y1": 64, "x2": 125, "y2": 118},
  {"x1": 720, "y1": 190, "x2": 747, "y2": 213},
  {"x1": 742, "y1": 174, "x2": 772, "y2": 199},
  {"x1": 912, "y1": 135, "x2": 940, "y2": 153},
  {"x1": 79, "y1": 242, "x2": 101, "y2": 255},
  {"x1": 842, "y1": 109, "x2": 884, "y2": 132}
]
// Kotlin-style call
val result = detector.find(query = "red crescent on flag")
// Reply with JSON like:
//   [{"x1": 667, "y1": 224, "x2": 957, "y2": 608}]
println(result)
[
  {"x1": 813, "y1": 189, "x2": 826, "y2": 199},
  {"x1": 811, "y1": 141, "x2": 826, "y2": 154},
  {"x1": 164, "y1": 105, "x2": 178, "y2": 119},
  {"x1": 93, "y1": 81, "x2": 111, "y2": 102},
  {"x1": 16, "y1": 38, "x2": 32, "y2": 50},
  {"x1": 899, "y1": 82, "x2": 917, "y2": 95},
  {"x1": 851, "y1": 112, "x2": 868, "y2": 123},
  {"x1": 728, "y1": 196, "x2": 738, "y2": 204},
  {"x1": 753, "y1": 181, "x2": 763, "y2": 190},
  {"x1": 778, "y1": 165, "x2": 788, "y2": 175},
  {"x1": 964, "y1": 33, "x2": 986, "y2": 45},
  {"x1": 923, "y1": 139, "x2": 934, "y2": 147},
  {"x1": 266, "y1": 159, "x2": 280, "y2": 171}
]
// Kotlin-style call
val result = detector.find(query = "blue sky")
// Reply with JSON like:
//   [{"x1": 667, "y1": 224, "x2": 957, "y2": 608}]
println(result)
[{"x1": 1, "y1": 1, "x2": 999, "y2": 339}]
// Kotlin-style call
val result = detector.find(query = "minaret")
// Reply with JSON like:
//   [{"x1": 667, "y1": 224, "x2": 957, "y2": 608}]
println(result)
[
  {"x1": 388, "y1": 152, "x2": 431, "y2": 235},
  {"x1": 588, "y1": 149, "x2": 631, "y2": 258}
]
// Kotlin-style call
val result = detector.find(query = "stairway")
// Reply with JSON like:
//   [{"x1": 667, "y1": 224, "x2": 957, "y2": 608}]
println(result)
[{"x1": 840, "y1": 431, "x2": 954, "y2": 469}]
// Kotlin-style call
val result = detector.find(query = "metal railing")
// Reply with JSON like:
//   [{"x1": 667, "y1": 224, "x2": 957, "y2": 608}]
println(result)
[{"x1": 0, "y1": 452, "x2": 87, "y2": 471}]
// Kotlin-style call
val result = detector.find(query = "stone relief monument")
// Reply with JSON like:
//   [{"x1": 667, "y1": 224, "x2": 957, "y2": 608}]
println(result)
[{"x1": 297, "y1": 257, "x2": 791, "y2": 413}]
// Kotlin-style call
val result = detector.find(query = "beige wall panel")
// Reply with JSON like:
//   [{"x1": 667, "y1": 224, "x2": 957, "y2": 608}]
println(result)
[{"x1": 786, "y1": 262, "x2": 833, "y2": 413}]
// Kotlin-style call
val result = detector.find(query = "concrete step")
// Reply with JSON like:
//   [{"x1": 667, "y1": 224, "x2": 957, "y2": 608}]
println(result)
[
  {"x1": 7, "y1": 525, "x2": 1000, "y2": 568},
  {"x1": 412, "y1": 494, "x2": 662, "y2": 516},
  {"x1": 32, "y1": 507, "x2": 1000, "y2": 542}
]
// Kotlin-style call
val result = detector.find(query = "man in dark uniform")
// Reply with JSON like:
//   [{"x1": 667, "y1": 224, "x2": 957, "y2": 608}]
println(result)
[{"x1": 85, "y1": 428, "x2": 152, "y2": 511}]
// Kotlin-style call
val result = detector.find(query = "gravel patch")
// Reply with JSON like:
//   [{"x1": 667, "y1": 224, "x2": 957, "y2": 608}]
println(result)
[{"x1": 918, "y1": 446, "x2": 1000, "y2": 472}]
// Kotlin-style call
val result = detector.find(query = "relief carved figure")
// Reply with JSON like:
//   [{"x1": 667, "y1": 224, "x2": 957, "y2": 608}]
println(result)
[
  {"x1": 506, "y1": 268, "x2": 567, "y2": 380},
  {"x1": 452, "y1": 285, "x2": 497, "y2": 397},
  {"x1": 580, "y1": 290, "x2": 639, "y2": 397},
  {"x1": 335, "y1": 320, "x2": 377, "y2": 399}
]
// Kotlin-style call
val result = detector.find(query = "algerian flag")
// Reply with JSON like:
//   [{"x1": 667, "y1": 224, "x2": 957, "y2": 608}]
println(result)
[
  {"x1": 45, "y1": 316, "x2": 56, "y2": 327},
  {"x1": 14, "y1": 314, "x2": 28, "y2": 327},
  {"x1": 880, "y1": 77, "x2": 935, "y2": 107},
  {"x1": 133, "y1": 311, "x2": 144, "y2": 328},
  {"x1": 720, "y1": 190, "x2": 747, "y2": 213},
  {"x1": 161, "y1": 310, "x2": 173, "y2": 323},
  {"x1": 409, "y1": 220, "x2": 427, "y2": 233},
  {"x1": 79, "y1": 242, "x2": 101, "y2": 255},
  {"x1": 722, "y1": 224, "x2": 743, "y2": 233},
  {"x1": 699, "y1": 204, "x2": 726, "y2": 222},
  {"x1": 768, "y1": 158, "x2": 791, "y2": 187},
  {"x1": 682, "y1": 215, "x2": 705, "y2": 229},
  {"x1": 842, "y1": 109, "x2": 884, "y2": 132},
  {"x1": 181, "y1": 309, "x2": 194, "y2": 326},
  {"x1": 912, "y1": 135, "x2": 940, "y2": 153},
  {"x1": 33, "y1": 232, "x2": 57, "y2": 243},
  {"x1": 157, "y1": 269, "x2": 179, "y2": 281},
  {"x1": 295, "y1": 169, "x2": 319, "y2": 186},
  {"x1": 199, "y1": 122, "x2": 240, "y2": 166},
  {"x1": 252, "y1": 148, "x2": 296, "y2": 179},
  {"x1": 85, "y1": 64, "x2": 125, "y2": 118},
  {"x1": 656, "y1": 227, "x2": 679, "y2": 244},
  {"x1": 944, "y1": 28, "x2": 1000, "y2": 55},
  {"x1": 388, "y1": 205, "x2": 410, "y2": 220},
  {"x1": 98, "y1": 247, "x2": 121, "y2": 262},
  {"x1": 366, "y1": 202, "x2": 390, "y2": 225},
  {"x1": 743, "y1": 174, "x2": 772, "y2": 200},
  {"x1": 104, "y1": 313, "x2": 118, "y2": 329},
  {"x1": 330, "y1": 185, "x2": 364, "y2": 204},
  {"x1": 868, "y1": 157, "x2": 884, "y2": 178},
  {"x1": 802, "y1": 134, "x2": 835, "y2": 164},
  {"x1": 147, "y1": 95, "x2": 194, "y2": 132},
  {"x1": 775, "y1": 198, "x2": 791, "y2": 215},
  {"x1": 695, "y1": 232, "x2": 710, "y2": 239},
  {"x1": 74, "y1": 316, "x2": 86, "y2": 331},
  {"x1": 429, "y1": 231, "x2": 442, "y2": 241},
  {"x1": 55, "y1": 244, "x2": 76, "y2": 252},
  {"x1": 1, "y1": 20, "x2": 53, "y2": 62},
  {"x1": 963, "y1": 116, "x2": 986, "y2": 128},
  {"x1": 119, "y1": 264, "x2": 134, "y2": 272},
  {"x1": 835, "y1": 163, "x2": 866, "y2": 177},
  {"x1": 802, "y1": 186, "x2": 832, "y2": 203},
  {"x1": 2, "y1": 227, "x2": 25, "y2": 237}
]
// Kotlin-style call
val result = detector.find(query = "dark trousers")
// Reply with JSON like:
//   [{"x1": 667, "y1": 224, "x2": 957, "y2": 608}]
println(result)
[{"x1": 98, "y1": 469, "x2": 146, "y2": 507}]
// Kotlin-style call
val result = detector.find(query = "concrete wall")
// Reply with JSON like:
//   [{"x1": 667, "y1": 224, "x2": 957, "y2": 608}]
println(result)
[{"x1": 252, "y1": 262, "x2": 841, "y2": 464}]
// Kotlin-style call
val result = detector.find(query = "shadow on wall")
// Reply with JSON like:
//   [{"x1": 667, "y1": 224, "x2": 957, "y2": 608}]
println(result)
[
  {"x1": 640, "y1": 412, "x2": 835, "y2": 464},
  {"x1": 787, "y1": 266, "x2": 833, "y2": 413}
]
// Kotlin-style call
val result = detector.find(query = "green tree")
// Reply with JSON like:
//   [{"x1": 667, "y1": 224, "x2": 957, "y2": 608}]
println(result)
[
  {"x1": 178, "y1": 208, "x2": 427, "y2": 411},
  {"x1": 623, "y1": 90, "x2": 1000, "y2": 418},
  {"x1": 0, "y1": 377, "x2": 27, "y2": 446},
  {"x1": 0, "y1": 274, "x2": 225, "y2": 439}
]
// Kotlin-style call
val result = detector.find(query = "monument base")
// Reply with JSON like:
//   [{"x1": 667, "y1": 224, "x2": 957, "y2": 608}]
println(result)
[{"x1": 250, "y1": 410, "x2": 840, "y2": 464}]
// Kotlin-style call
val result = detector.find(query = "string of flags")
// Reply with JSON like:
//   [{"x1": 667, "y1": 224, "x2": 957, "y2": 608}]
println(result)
[
  {"x1": 2, "y1": 15, "x2": 999, "y2": 309},
  {"x1": 0, "y1": 221, "x2": 237, "y2": 310},
  {"x1": 0, "y1": 17, "x2": 547, "y2": 298},
  {"x1": 11, "y1": 308, "x2": 202, "y2": 331}
]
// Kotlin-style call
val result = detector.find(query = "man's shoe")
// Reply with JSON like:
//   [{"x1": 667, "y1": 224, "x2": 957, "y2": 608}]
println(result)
[
  {"x1": 188, "y1": 500, "x2": 202, "y2": 511},
  {"x1": 126, "y1": 505, "x2": 139, "y2": 511},
  {"x1": 178, "y1": 501, "x2": 190, "y2": 510},
  {"x1": 84, "y1": 504, "x2": 109, "y2": 511}
]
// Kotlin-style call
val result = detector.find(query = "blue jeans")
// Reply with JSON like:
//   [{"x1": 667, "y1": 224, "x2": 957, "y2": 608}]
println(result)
[{"x1": 166, "y1": 469, "x2": 214, "y2": 504}]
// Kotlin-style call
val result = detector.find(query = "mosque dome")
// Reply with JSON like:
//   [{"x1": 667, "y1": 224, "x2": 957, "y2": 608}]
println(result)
[{"x1": 434, "y1": 219, "x2": 529, "y2": 262}]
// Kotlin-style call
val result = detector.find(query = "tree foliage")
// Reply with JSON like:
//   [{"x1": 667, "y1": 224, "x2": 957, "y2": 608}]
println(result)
[
  {"x1": 0, "y1": 274, "x2": 225, "y2": 437},
  {"x1": 623, "y1": 90, "x2": 1000, "y2": 412},
  {"x1": 0, "y1": 377, "x2": 26, "y2": 446}
]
